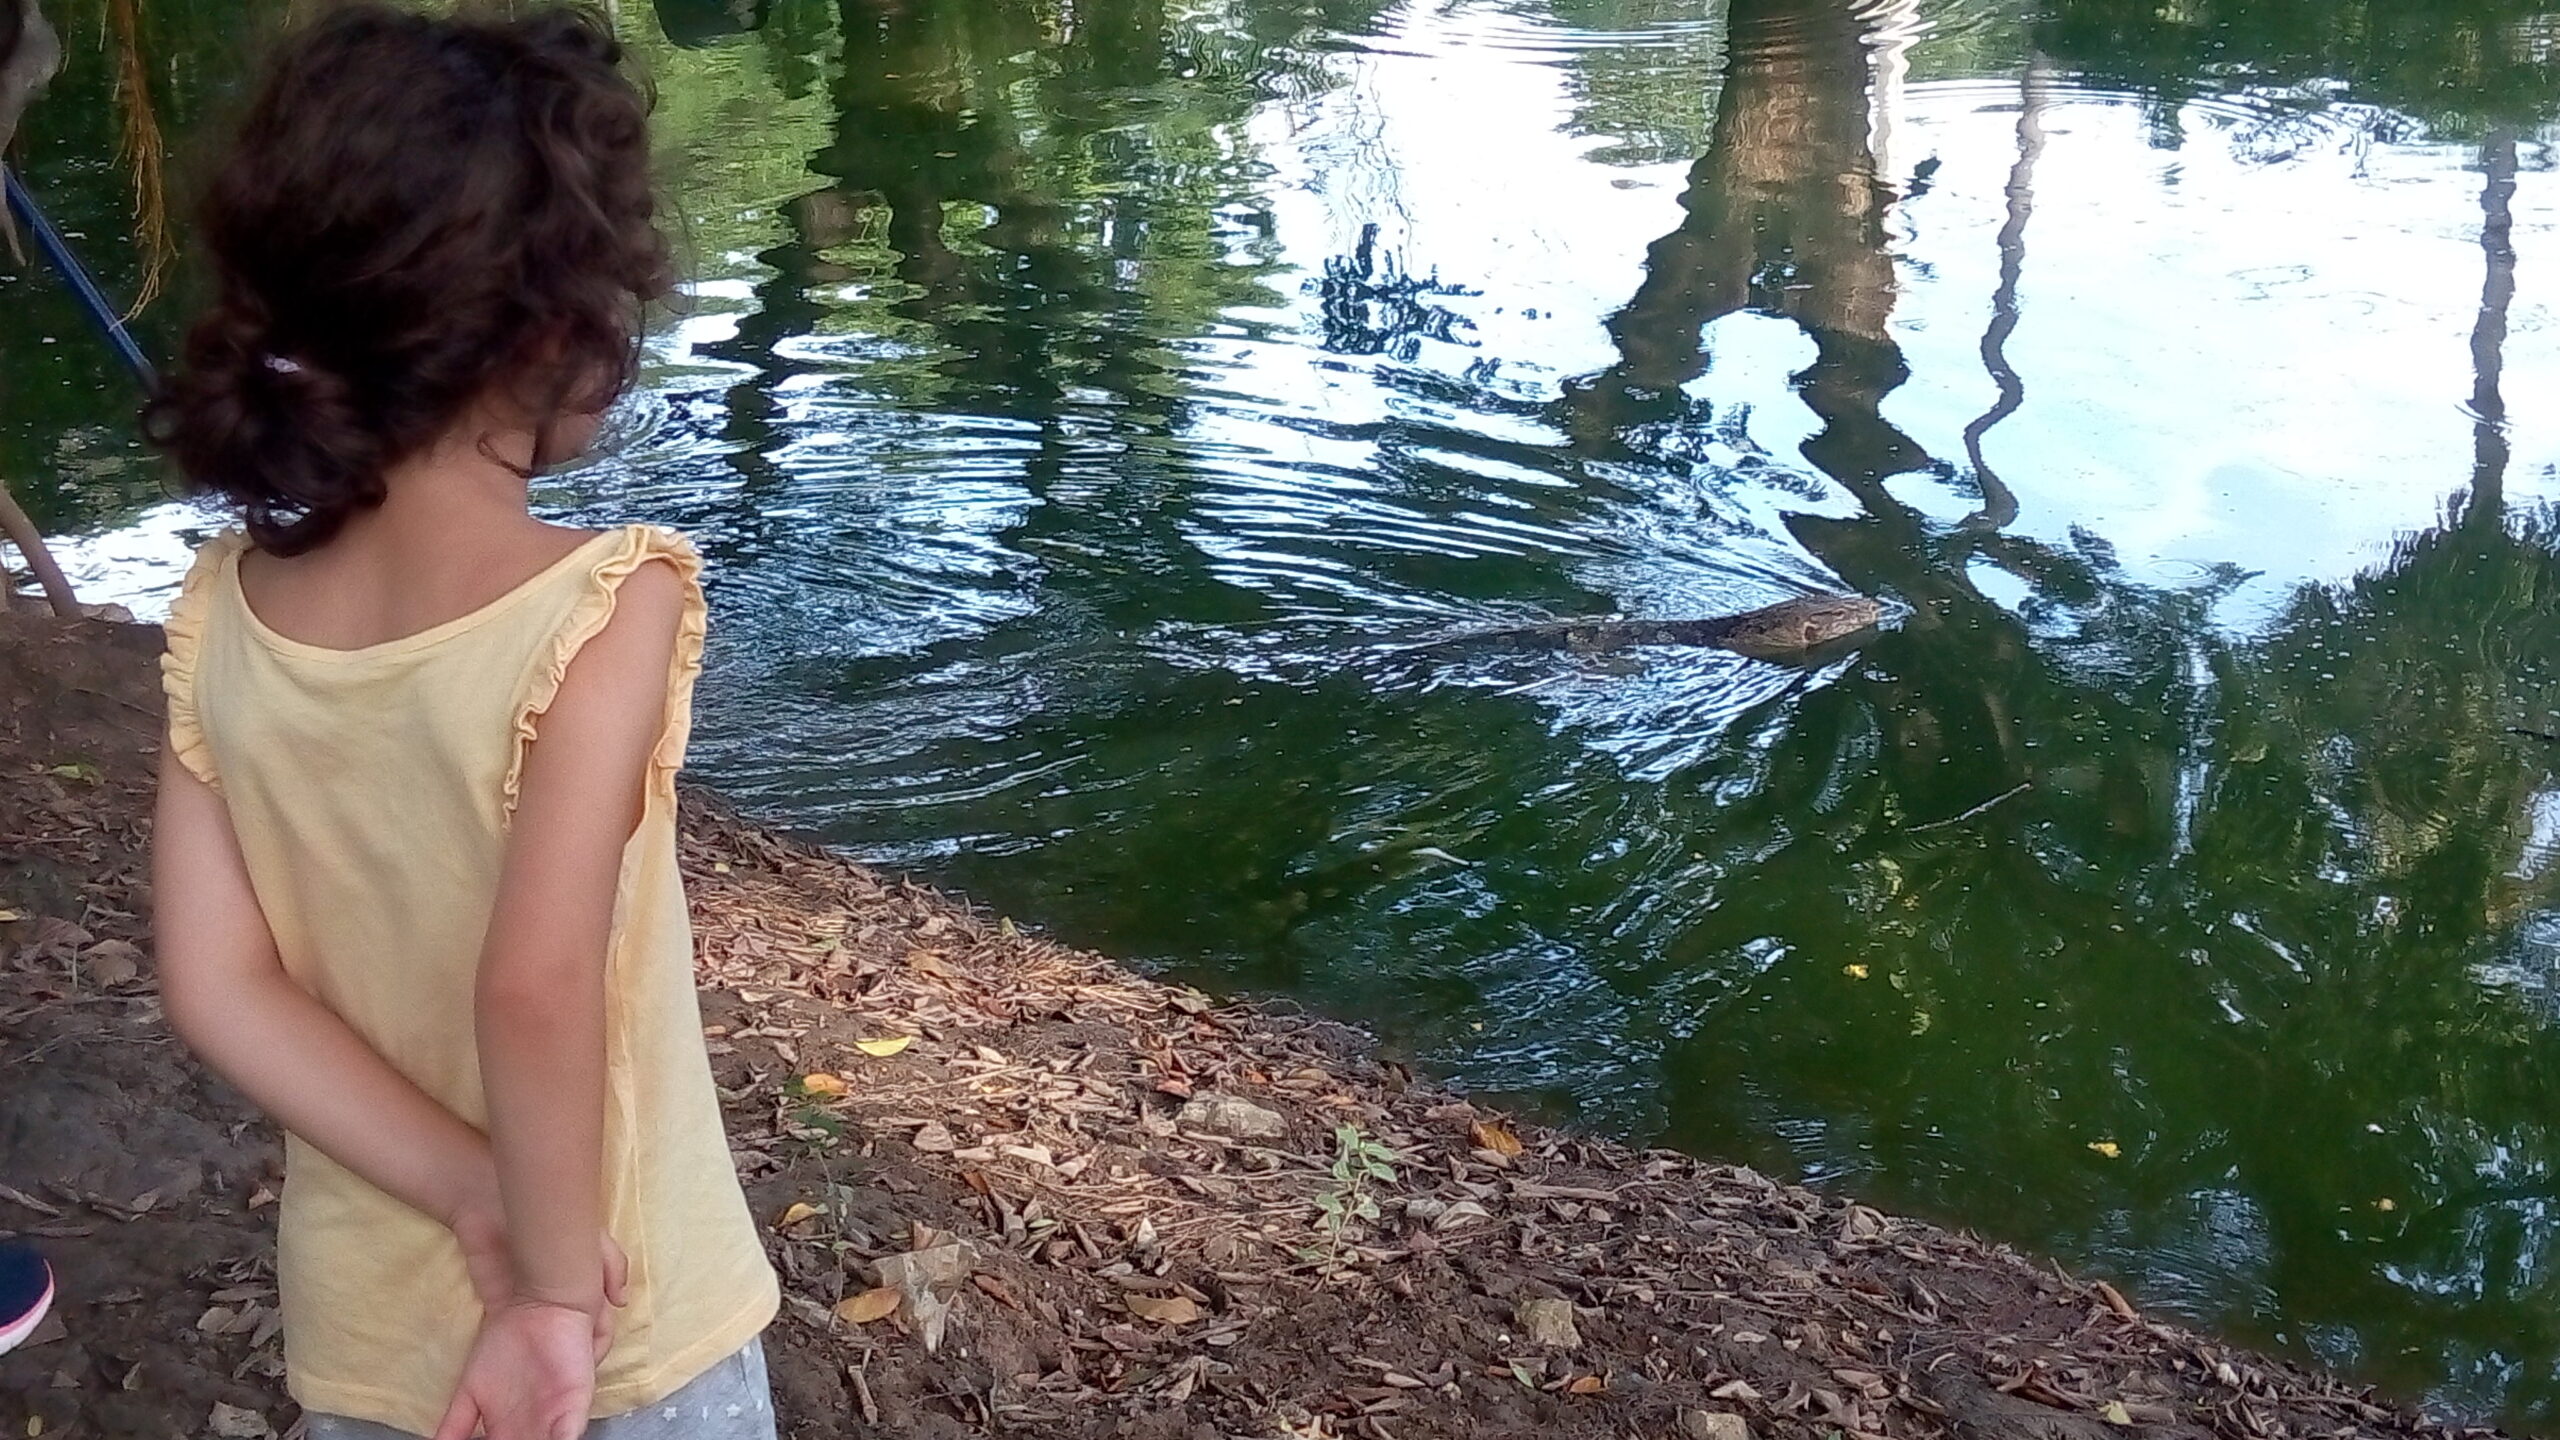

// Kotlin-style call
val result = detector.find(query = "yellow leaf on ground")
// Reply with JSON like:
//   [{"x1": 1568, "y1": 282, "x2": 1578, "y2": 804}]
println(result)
[
  {"x1": 1469, "y1": 1120, "x2": 1524, "y2": 1158},
  {"x1": 799, "y1": 1072, "x2": 852, "y2": 1097},
  {"x1": 853, "y1": 1036, "x2": 914, "y2": 1058},
  {"x1": 2103, "y1": 1402, "x2": 2133, "y2": 1426},
  {"x1": 1125, "y1": 1294, "x2": 1202, "y2": 1326},
  {"x1": 835, "y1": 1287, "x2": 902, "y2": 1325},
  {"x1": 775, "y1": 1201, "x2": 822, "y2": 1228},
  {"x1": 1843, "y1": 964, "x2": 1871, "y2": 979},
  {"x1": 2088, "y1": 1141, "x2": 2122, "y2": 1159},
  {"x1": 1567, "y1": 1375, "x2": 1606, "y2": 1395}
]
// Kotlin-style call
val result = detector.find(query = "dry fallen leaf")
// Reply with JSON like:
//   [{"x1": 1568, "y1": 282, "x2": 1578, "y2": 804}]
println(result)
[
  {"x1": 798, "y1": 1072, "x2": 852, "y2": 1098},
  {"x1": 853, "y1": 1036, "x2": 914, "y2": 1058},
  {"x1": 1469, "y1": 1120, "x2": 1524, "y2": 1158},
  {"x1": 877, "y1": 1240, "x2": 976, "y2": 1354},
  {"x1": 1567, "y1": 1375, "x2": 1606, "y2": 1396},
  {"x1": 1433, "y1": 1200, "x2": 1494, "y2": 1232},
  {"x1": 775, "y1": 1201, "x2": 822, "y2": 1229},
  {"x1": 1833, "y1": 1368, "x2": 1889, "y2": 1399},
  {"x1": 1124, "y1": 1294, "x2": 1203, "y2": 1326},
  {"x1": 835, "y1": 1287, "x2": 902, "y2": 1325},
  {"x1": 2103, "y1": 1401, "x2": 2133, "y2": 1426}
]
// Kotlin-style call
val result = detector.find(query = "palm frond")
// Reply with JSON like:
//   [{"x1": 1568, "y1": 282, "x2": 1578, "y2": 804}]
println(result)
[{"x1": 105, "y1": 0, "x2": 166, "y2": 316}]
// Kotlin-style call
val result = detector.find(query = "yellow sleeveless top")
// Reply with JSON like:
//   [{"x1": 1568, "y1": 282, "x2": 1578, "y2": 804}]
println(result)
[{"x1": 161, "y1": 525, "x2": 778, "y2": 1434}]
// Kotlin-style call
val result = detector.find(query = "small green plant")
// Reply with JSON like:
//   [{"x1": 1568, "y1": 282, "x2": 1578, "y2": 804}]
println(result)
[
  {"x1": 1307, "y1": 1123, "x2": 1399, "y2": 1271},
  {"x1": 778, "y1": 1077, "x2": 846, "y2": 1154}
]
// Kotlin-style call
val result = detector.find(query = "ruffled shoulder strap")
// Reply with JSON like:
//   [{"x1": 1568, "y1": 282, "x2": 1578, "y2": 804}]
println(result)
[
  {"x1": 501, "y1": 525, "x2": 708, "y2": 825},
  {"x1": 161, "y1": 532, "x2": 248, "y2": 791}
]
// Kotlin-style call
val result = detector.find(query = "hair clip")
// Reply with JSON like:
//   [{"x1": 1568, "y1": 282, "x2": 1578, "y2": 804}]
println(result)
[{"x1": 263, "y1": 354, "x2": 303, "y2": 374}]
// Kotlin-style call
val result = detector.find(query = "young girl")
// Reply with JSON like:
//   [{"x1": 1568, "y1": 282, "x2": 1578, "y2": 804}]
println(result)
[{"x1": 145, "y1": 8, "x2": 778, "y2": 1438}]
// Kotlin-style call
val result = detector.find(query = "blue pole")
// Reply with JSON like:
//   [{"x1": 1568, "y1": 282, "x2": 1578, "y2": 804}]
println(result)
[{"x1": 4, "y1": 162, "x2": 157, "y2": 391}]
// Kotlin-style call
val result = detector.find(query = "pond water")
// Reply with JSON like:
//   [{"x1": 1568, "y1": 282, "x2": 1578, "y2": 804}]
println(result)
[{"x1": 13, "y1": 0, "x2": 2560, "y2": 1421}]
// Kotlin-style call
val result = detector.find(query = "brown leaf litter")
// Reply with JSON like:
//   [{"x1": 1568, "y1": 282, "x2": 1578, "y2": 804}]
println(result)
[{"x1": 0, "y1": 611, "x2": 2510, "y2": 1440}]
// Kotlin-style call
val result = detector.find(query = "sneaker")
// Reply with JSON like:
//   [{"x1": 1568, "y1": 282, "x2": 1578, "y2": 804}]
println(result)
[{"x1": 0, "y1": 1243, "x2": 54, "y2": 1355}]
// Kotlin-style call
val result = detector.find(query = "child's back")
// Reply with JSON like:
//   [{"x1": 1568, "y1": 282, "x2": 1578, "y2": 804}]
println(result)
[
  {"x1": 165, "y1": 526, "x2": 776, "y2": 1431},
  {"x1": 145, "y1": 8, "x2": 778, "y2": 1437}
]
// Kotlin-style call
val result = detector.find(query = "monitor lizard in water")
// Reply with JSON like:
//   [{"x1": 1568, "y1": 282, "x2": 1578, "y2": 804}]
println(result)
[{"x1": 1437, "y1": 593, "x2": 1884, "y2": 661}]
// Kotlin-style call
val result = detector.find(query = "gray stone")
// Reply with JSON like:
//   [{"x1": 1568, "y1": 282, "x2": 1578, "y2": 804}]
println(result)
[
  {"x1": 208, "y1": 1404, "x2": 275, "y2": 1440},
  {"x1": 1176, "y1": 1092, "x2": 1289, "y2": 1139},
  {"x1": 1515, "y1": 1295, "x2": 1581, "y2": 1349},
  {"x1": 1681, "y1": 1412, "x2": 1751, "y2": 1440}
]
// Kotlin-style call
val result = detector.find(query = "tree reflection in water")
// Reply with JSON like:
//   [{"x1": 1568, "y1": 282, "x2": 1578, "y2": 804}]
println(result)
[{"x1": 1565, "y1": 0, "x2": 2560, "y2": 1411}]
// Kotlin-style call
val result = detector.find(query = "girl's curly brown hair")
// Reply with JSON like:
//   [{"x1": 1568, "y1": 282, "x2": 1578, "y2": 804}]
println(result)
[{"x1": 143, "y1": 4, "x2": 670, "y2": 555}]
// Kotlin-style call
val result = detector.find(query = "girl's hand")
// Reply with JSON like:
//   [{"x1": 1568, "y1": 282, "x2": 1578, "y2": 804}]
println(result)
[
  {"x1": 429, "y1": 1299, "x2": 600, "y2": 1440},
  {"x1": 449, "y1": 1202, "x2": 628, "y2": 1359}
]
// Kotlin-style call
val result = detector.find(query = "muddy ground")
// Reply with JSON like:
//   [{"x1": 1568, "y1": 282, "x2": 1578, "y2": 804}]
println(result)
[{"x1": 0, "y1": 609, "x2": 2504, "y2": 1440}]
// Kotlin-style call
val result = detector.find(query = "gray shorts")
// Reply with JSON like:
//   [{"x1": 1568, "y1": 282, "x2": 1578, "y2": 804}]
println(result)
[{"x1": 304, "y1": 1338, "x2": 775, "y2": 1440}]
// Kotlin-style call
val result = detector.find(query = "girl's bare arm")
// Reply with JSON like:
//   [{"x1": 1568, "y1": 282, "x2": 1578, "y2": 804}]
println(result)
[
  {"x1": 154, "y1": 759, "x2": 503, "y2": 1232},
  {"x1": 475, "y1": 558, "x2": 687, "y2": 1312}
]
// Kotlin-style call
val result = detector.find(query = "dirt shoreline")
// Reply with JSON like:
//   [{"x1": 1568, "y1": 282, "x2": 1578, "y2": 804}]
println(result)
[{"x1": 0, "y1": 611, "x2": 2501, "y2": 1440}]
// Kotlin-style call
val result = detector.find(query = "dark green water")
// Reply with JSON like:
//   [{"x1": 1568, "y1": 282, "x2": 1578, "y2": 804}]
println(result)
[{"x1": 14, "y1": 0, "x2": 2560, "y2": 1421}]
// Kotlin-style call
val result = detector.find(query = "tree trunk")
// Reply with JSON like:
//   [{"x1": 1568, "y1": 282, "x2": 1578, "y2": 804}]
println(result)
[{"x1": 1, "y1": 481, "x2": 80, "y2": 617}]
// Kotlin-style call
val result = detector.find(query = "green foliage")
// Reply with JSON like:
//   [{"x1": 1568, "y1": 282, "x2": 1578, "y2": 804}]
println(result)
[
  {"x1": 1306, "y1": 1123, "x2": 1399, "y2": 1271},
  {"x1": 2035, "y1": 0, "x2": 2560, "y2": 134},
  {"x1": 619, "y1": 7, "x2": 835, "y2": 261},
  {"x1": 1543, "y1": 0, "x2": 1730, "y2": 165}
]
